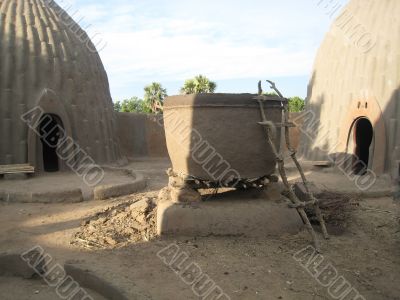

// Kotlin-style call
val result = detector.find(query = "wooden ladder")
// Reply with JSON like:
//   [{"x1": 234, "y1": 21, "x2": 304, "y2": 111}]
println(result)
[{"x1": 255, "y1": 80, "x2": 329, "y2": 252}]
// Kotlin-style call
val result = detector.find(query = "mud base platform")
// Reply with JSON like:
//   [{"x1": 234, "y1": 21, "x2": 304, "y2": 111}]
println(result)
[{"x1": 157, "y1": 185, "x2": 304, "y2": 237}]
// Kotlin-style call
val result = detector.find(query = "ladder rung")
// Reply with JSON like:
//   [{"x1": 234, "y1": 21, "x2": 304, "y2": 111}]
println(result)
[
  {"x1": 275, "y1": 122, "x2": 296, "y2": 128},
  {"x1": 253, "y1": 95, "x2": 288, "y2": 102},
  {"x1": 258, "y1": 121, "x2": 296, "y2": 128}
]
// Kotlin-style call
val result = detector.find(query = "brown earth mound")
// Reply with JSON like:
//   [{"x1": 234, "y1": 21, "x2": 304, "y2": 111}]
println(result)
[{"x1": 72, "y1": 197, "x2": 157, "y2": 249}]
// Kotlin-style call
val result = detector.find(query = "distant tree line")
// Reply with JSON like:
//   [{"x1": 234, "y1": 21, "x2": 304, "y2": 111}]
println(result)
[
  {"x1": 263, "y1": 92, "x2": 305, "y2": 113},
  {"x1": 288, "y1": 96, "x2": 305, "y2": 113},
  {"x1": 114, "y1": 75, "x2": 304, "y2": 114},
  {"x1": 114, "y1": 82, "x2": 167, "y2": 114}
]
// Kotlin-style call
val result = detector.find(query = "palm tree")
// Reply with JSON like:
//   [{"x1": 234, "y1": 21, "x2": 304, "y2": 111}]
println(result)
[
  {"x1": 180, "y1": 79, "x2": 196, "y2": 94},
  {"x1": 144, "y1": 82, "x2": 168, "y2": 114},
  {"x1": 180, "y1": 75, "x2": 217, "y2": 94}
]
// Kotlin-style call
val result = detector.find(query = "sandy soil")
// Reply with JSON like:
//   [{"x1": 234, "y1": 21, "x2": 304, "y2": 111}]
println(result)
[
  {"x1": 0, "y1": 277, "x2": 107, "y2": 300},
  {"x1": 0, "y1": 196, "x2": 398, "y2": 299},
  {"x1": 0, "y1": 159, "x2": 399, "y2": 299}
]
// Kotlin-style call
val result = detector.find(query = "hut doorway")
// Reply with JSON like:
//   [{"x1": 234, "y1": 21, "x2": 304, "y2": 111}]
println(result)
[
  {"x1": 39, "y1": 114, "x2": 64, "y2": 172},
  {"x1": 353, "y1": 117, "x2": 373, "y2": 175}
]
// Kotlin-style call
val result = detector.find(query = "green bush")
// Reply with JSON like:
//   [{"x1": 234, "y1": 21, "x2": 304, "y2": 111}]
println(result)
[
  {"x1": 263, "y1": 92, "x2": 305, "y2": 112},
  {"x1": 288, "y1": 96, "x2": 305, "y2": 112},
  {"x1": 114, "y1": 97, "x2": 150, "y2": 113}
]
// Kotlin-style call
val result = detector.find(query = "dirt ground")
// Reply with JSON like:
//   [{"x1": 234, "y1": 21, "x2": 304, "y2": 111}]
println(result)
[
  {"x1": 0, "y1": 158, "x2": 399, "y2": 300},
  {"x1": 0, "y1": 167, "x2": 138, "y2": 201},
  {"x1": 0, "y1": 277, "x2": 107, "y2": 300}
]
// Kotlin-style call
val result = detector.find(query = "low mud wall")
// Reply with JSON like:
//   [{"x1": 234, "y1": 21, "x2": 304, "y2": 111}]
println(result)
[
  {"x1": 289, "y1": 112, "x2": 304, "y2": 150},
  {"x1": 115, "y1": 112, "x2": 303, "y2": 159},
  {"x1": 116, "y1": 112, "x2": 168, "y2": 158}
]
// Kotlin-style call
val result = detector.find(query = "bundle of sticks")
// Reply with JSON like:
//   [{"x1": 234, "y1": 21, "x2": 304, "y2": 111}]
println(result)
[{"x1": 0, "y1": 164, "x2": 35, "y2": 175}]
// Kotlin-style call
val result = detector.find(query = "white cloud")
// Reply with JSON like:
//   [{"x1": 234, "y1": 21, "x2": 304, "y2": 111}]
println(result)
[
  {"x1": 66, "y1": 0, "x2": 345, "y2": 98},
  {"x1": 102, "y1": 29, "x2": 313, "y2": 82}
]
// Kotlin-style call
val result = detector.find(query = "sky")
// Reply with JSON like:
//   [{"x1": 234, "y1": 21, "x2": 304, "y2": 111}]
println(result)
[{"x1": 62, "y1": 0, "x2": 349, "y2": 101}]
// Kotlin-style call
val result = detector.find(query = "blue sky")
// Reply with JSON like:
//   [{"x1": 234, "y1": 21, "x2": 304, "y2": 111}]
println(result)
[{"x1": 64, "y1": 0, "x2": 349, "y2": 101}]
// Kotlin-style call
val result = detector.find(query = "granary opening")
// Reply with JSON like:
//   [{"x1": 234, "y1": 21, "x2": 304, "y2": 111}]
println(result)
[
  {"x1": 353, "y1": 117, "x2": 373, "y2": 175},
  {"x1": 39, "y1": 114, "x2": 64, "y2": 172}
]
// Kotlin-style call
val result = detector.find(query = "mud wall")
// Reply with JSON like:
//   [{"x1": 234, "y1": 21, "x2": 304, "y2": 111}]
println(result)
[
  {"x1": 116, "y1": 112, "x2": 168, "y2": 158},
  {"x1": 116, "y1": 111, "x2": 302, "y2": 160},
  {"x1": 289, "y1": 112, "x2": 303, "y2": 150},
  {"x1": 116, "y1": 111, "x2": 302, "y2": 159}
]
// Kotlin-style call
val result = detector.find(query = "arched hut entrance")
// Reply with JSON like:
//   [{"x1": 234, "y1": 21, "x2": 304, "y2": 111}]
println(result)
[
  {"x1": 38, "y1": 114, "x2": 64, "y2": 172},
  {"x1": 352, "y1": 117, "x2": 374, "y2": 175},
  {"x1": 27, "y1": 89, "x2": 74, "y2": 173}
]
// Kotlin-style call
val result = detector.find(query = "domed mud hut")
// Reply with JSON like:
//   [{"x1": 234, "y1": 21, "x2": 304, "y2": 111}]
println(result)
[
  {"x1": 0, "y1": 0, "x2": 122, "y2": 173},
  {"x1": 299, "y1": 0, "x2": 400, "y2": 180}
]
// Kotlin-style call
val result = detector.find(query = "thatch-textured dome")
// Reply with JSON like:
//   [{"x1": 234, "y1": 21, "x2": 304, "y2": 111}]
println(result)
[
  {"x1": 0, "y1": 0, "x2": 122, "y2": 171},
  {"x1": 300, "y1": 0, "x2": 400, "y2": 176}
]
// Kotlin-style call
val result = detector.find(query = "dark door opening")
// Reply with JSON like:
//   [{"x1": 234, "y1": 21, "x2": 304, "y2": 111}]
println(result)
[
  {"x1": 39, "y1": 114, "x2": 63, "y2": 172},
  {"x1": 353, "y1": 118, "x2": 373, "y2": 175}
]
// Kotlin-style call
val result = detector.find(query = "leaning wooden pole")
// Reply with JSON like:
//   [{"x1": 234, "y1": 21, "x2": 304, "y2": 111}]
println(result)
[
  {"x1": 281, "y1": 101, "x2": 329, "y2": 240},
  {"x1": 254, "y1": 80, "x2": 329, "y2": 252}
]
